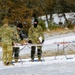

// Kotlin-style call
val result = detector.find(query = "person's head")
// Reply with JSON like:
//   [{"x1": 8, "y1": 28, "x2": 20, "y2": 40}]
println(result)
[
  {"x1": 17, "y1": 23, "x2": 23, "y2": 29},
  {"x1": 33, "y1": 19, "x2": 38, "y2": 28},
  {"x1": 3, "y1": 17, "x2": 9, "y2": 26}
]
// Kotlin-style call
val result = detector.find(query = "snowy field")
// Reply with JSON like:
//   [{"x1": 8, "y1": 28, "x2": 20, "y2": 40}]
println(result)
[
  {"x1": 0, "y1": 55, "x2": 75, "y2": 75},
  {"x1": 0, "y1": 32, "x2": 75, "y2": 75}
]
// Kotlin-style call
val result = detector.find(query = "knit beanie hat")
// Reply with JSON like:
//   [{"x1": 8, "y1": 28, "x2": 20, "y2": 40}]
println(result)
[
  {"x1": 17, "y1": 23, "x2": 23, "y2": 28},
  {"x1": 34, "y1": 19, "x2": 38, "y2": 24}
]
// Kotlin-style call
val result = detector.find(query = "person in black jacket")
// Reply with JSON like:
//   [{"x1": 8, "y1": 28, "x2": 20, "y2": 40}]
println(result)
[{"x1": 13, "y1": 23, "x2": 26, "y2": 63}]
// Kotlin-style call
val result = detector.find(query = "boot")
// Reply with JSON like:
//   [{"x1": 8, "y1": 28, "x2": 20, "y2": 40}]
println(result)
[
  {"x1": 5, "y1": 62, "x2": 9, "y2": 66},
  {"x1": 3, "y1": 62, "x2": 7, "y2": 66},
  {"x1": 38, "y1": 57, "x2": 41, "y2": 61},
  {"x1": 31, "y1": 59, "x2": 34, "y2": 62},
  {"x1": 15, "y1": 59, "x2": 18, "y2": 63},
  {"x1": 30, "y1": 58, "x2": 34, "y2": 62},
  {"x1": 9, "y1": 62, "x2": 14, "y2": 66}
]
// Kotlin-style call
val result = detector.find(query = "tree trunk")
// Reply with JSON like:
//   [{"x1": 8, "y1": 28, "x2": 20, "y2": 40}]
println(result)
[
  {"x1": 63, "y1": 13, "x2": 68, "y2": 25},
  {"x1": 45, "y1": 14, "x2": 49, "y2": 28}
]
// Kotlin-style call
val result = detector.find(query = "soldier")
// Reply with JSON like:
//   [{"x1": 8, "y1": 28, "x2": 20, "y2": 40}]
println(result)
[
  {"x1": 12, "y1": 25, "x2": 21, "y2": 63},
  {"x1": 0, "y1": 17, "x2": 18, "y2": 66},
  {"x1": 28, "y1": 19, "x2": 44, "y2": 62},
  {"x1": 12, "y1": 22, "x2": 26, "y2": 63}
]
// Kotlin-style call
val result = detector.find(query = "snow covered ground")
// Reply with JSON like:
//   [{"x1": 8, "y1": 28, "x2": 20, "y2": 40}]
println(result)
[
  {"x1": 0, "y1": 55, "x2": 75, "y2": 75},
  {"x1": 0, "y1": 32, "x2": 75, "y2": 75}
]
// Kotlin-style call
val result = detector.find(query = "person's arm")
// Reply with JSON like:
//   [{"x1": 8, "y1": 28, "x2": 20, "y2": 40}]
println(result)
[
  {"x1": 0, "y1": 27, "x2": 1, "y2": 36},
  {"x1": 28, "y1": 27, "x2": 33, "y2": 43},
  {"x1": 39, "y1": 26, "x2": 45, "y2": 43},
  {"x1": 12, "y1": 27, "x2": 21, "y2": 44}
]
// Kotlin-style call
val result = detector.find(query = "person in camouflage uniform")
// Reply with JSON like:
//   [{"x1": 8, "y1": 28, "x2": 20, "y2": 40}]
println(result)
[
  {"x1": 0, "y1": 17, "x2": 19, "y2": 66},
  {"x1": 12, "y1": 23, "x2": 26, "y2": 63},
  {"x1": 12, "y1": 25, "x2": 21, "y2": 63},
  {"x1": 28, "y1": 19, "x2": 44, "y2": 62}
]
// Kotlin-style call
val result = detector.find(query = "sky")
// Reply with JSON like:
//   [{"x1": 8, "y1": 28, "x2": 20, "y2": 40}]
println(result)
[{"x1": 0, "y1": 32, "x2": 75, "y2": 75}]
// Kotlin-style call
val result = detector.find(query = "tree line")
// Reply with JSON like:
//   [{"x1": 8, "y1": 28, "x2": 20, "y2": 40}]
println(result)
[{"x1": 0, "y1": 0, "x2": 75, "y2": 29}]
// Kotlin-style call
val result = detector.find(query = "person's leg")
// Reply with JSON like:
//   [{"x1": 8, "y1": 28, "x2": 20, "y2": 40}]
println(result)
[
  {"x1": 31, "y1": 46, "x2": 35, "y2": 61},
  {"x1": 12, "y1": 47, "x2": 15, "y2": 59},
  {"x1": 7, "y1": 44, "x2": 13, "y2": 65},
  {"x1": 2, "y1": 44, "x2": 7, "y2": 65},
  {"x1": 13, "y1": 47, "x2": 19, "y2": 62},
  {"x1": 37, "y1": 46, "x2": 42, "y2": 61}
]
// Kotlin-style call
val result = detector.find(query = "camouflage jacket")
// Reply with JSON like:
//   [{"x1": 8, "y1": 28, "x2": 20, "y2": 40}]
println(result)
[
  {"x1": 0, "y1": 25, "x2": 20, "y2": 44},
  {"x1": 0, "y1": 25, "x2": 13, "y2": 43},
  {"x1": 28, "y1": 25, "x2": 44, "y2": 44},
  {"x1": 12, "y1": 26, "x2": 21, "y2": 42}
]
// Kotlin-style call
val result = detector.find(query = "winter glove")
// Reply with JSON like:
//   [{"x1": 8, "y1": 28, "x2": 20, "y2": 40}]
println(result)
[
  {"x1": 42, "y1": 40, "x2": 44, "y2": 43},
  {"x1": 28, "y1": 40, "x2": 32, "y2": 44},
  {"x1": 12, "y1": 42, "x2": 14, "y2": 46}
]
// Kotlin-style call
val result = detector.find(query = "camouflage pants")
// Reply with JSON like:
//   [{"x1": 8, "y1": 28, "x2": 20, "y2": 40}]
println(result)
[
  {"x1": 2, "y1": 43, "x2": 13, "y2": 63},
  {"x1": 31, "y1": 46, "x2": 42, "y2": 60}
]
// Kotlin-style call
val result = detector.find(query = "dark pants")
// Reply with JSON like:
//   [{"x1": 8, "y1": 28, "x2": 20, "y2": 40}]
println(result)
[
  {"x1": 13, "y1": 47, "x2": 19, "y2": 59},
  {"x1": 31, "y1": 46, "x2": 42, "y2": 60}
]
